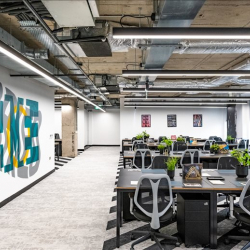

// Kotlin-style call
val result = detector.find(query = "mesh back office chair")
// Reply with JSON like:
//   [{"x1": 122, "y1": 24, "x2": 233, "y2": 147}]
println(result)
[
  {"x1": 132, "y1": 140, "x2": 144, "y2": 151},
  {"x1": 132, "y1": 149, "x2": 152, "y2": 169},
  {"x1": 203, "y1": 140, "x2": 215, "y2": 150},
  {"x1": 136, "y1": 143, "x2": 148, "y2": 150},
  {"x1": 185, "y1": 136, "x2": 190, "y2": 143},
  {"x1": 130, "y1": 174, "x2": 179, "y2": 250},
  {"x1": 226, "y1": 179, "x2": 250, "y2": 250},
  {"x1": 217, "y1": 157, "x2": 240, "y2": 218},
  {"x1": 158, "y1": 136, "x2": 166, "y2": 143},
  {"x1": 180, "y1": 149, "x2": 200, "y2": 167},
  {"x1": 238, "y1": 139, "x2": 249, "y2": 150},
  {"x1": 209, "y1": 136, "x2": 222, "y2": 142},
  {"x1": 173, "y1": 141, "x2": 188, "y2": 151},
  {"x1": 217, "y1": 157, "x2": 239, "y2": 170},
  {"x1": 147, "y1": 138, "x2": 155, "y2": 143},
  {"x1": 132, "y1": 137, "x2": 136, "y2": 142},
  {"x1": 152, "y1": 156, "x2": 169, "y2": 169}
]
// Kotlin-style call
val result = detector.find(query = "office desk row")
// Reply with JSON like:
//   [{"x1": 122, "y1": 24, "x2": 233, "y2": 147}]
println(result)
[
  {"x1": 123, "y1": 150, "x2": 230, "y2": 168},
  {"x1": 122, "y1": 141, "x2": 238, "y2": 152},
  {"x1": 115, "y1": 169, "x2": 247, "y2": 249}
]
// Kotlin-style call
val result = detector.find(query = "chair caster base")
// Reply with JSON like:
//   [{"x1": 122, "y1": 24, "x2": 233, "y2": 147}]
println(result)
[{"x1": 175, "y1": 242, "x2": 181, "y2": 247}]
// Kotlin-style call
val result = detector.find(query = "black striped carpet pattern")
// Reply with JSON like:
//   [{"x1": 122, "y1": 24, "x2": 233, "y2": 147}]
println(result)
[
  {"x1": 55, "y1": 151, "x2": 83, "y2": 168},
  {"x1": 102, "y1": 154, "x2": 249, "y2": 250}
]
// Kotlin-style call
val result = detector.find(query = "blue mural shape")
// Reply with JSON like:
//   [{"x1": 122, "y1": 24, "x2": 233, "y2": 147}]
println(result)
[{"x1": 0, "y1": 82, "x2": 41, "y2": 178}]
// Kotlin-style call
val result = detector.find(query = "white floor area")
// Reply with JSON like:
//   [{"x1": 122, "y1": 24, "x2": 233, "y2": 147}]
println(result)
[{"x1": 0, "y1": 147, "x2": 120, "y2": 250}]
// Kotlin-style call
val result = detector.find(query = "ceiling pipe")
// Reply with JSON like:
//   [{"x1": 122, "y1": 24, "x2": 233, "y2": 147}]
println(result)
[{"x1": 22, "y1": 0, "x2": 111, "y2": 106}]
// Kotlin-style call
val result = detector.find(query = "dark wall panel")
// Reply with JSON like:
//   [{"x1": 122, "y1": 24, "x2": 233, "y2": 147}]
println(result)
[{"x1": 227, "y1": 105, "x2": 237, "y2": 138}]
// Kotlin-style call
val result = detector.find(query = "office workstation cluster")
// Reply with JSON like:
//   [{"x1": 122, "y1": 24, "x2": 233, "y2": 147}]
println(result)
[{"x1": 1, "y1": 1, "x2": 250, "y2": 250}]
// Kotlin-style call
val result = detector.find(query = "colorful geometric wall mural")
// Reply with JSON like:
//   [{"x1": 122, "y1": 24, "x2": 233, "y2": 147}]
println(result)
[{"x1": 0, "y1": 82, "x2": 41, "y2": 178}]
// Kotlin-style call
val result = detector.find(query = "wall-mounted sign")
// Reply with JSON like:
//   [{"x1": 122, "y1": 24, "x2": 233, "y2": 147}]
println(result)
[
  {"x1": 193, "y1": 114, "x2": 202, "y2": 127},
  {"x1": 167, "y1": 114, "x2": 177, "y2": 127},
  {"x1": 141, "y1": 114, "x2": 151, "y2": 127},
  {"x1": 0, "y1": 82, "x2": 41, "y2": 178}
]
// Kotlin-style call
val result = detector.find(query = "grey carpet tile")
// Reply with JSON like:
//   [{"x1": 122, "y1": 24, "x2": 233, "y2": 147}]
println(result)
[{"x1": 0, "y1": 146, "x2": 120, "y2": 250}]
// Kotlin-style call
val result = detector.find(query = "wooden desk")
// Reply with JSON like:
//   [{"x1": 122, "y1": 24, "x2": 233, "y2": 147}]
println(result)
[{"x1": 115, "y1": 169, "x2": 247, "y2": 249}]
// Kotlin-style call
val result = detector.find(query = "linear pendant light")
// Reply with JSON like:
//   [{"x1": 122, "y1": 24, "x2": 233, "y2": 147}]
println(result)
[
  {"x1": 122, "y1": 88, "x2": 250, "y2": 93},
  {"x1": 113, "y1": 27, "x2": 250, "y2": 40},
  {"x1": 122, "y1": 70, "x2": 250, "y2": 77},
  {"x1": 124, "y1": 102, "x2": 247, "y2": 105},
  {"x1": 0, "y1": 40, "x2": 106, "y2": 113},
  {"x1": 124, "y1": 105, "x2": 227, "y2": 109},
  {"x1": 124, "y1": 96, "x2": 250, "y2": 100}
]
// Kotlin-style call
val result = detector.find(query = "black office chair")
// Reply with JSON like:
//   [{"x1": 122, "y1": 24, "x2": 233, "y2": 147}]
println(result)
[
  {"x1": 130, "y1": 174, "x2": 179, "y2": 249},
  {"x1": 132, "y1": 149, "x2": 152, "y2": 169},
  {"x1": 132, "y1": 140, "x2": 144, "y2": 151},
  {"x1": 158, "y1": 136, "x2": 166, "y2": 143},
  {"x1": 135, "y1": 143, "x2": 148, "y2": 150},
  {"x1": 217, "y1": 157, "x2": 239, "y2": 170},
  {"x1": 217, "y1": 157, "x2": 240, "y2": 218},
  {"x1": 238, "y1": 139, "x2": 249, "y2": 150},
  {"x1": 173, "y1": 141, "x2": 187, "y2": 151},
  {"x1": 180, "y1": 149, "x2": 200, "y2": 167},
  {"x1": 209, "y1": 136, "x2": 222, "y2": 142},
  {"x1": 152, "y1": 156, "x2": 169, "y2": 169},
  {"x1": 147, "y1": 138, "x2": 155, "y2": 143},
  {"x1": 203, "y1": 140, "x2": 215, "y2": 151},
  {"x1": 225, "y1": 179, "x2": 250, "y2": 250},
  {"x1": 132, "y1": 137, "x2": 136, "y2": 142},
  {"x1": 185, "y1": 136, "x2": 190, "y2": 143}
]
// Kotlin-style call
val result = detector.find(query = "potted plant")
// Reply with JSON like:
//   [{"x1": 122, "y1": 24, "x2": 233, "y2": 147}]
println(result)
[
  {"x1": 142, "y1": 130, "x2": 150, "y2": 142},
  {"x1": 165, "y1": 157, "x2": 179, "y2": 179},
  {"x1": 177, "y1": 137, "x2": 185, "y2": 142},
  {"x1": 158, "y1": 144, "x2": 165, "y2": 155},
  {"x1": 210, "y1": 144, "x2": 220, "y2": 154},
  {"x1": 161, "y1": 137, "x2": 173, "y2": 154},
  {"x1": 136, "y1": 133, "x2": 143, "y2": 140},
  {"x1": 231, "y1": 149, "x2": 250, "y2": 178},
  {"x1": 227, "y1": 135, "x2": 234, "y2": 144}
]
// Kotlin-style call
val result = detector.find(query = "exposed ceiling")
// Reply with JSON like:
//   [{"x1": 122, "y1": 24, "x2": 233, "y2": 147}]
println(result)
[{"x1": 0, "y1": 0, "x2": 250, "y2": 108}]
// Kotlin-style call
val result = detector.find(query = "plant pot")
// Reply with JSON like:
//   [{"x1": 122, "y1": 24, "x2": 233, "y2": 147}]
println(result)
[
  {"x1": 159, "y1": 149, "x2": 164, "y2": 155},
  {"x1": 210, "y1": 149, "x2": 219, "y2": 154},
  {"x1": 167, "y1": 170, "x2": 175, "y2": 179},
  {"x1": 236, "y1": 165, "x2": 248, "y2": 178}
]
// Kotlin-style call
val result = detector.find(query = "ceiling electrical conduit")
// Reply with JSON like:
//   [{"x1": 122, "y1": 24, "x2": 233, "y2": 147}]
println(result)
[
  {"x1": 0, "y1": 40, "x2": 106, "y2": 112},
  {"x1": 22, "y1": 0, "x2": 111, "y2": 106}
]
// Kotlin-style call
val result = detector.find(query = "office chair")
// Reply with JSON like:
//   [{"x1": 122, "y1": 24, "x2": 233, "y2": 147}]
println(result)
[
  {"x1": 135, "y1": 143, "x2": 148, "y2": 150},
  {"x1": 55, "y1": 133, "x2": 60, "y2": 139},
  {"x1": 173, "y1": 141, "x2": 187, "y2": 151},
  {"x1": 132, "y1": 140, "x2": 144, "y2": 151},
  {"x1": 225, "y1": 179, "x2": 250, "y2": 250},
  {"x1": 129, "y1": 174, "x2": 180, "y2": 250},
  {"x1": 237, "y1": 139, "x2": 249, "y2": 150},
  {"x1": 217, "y1": 157, "x2": 240, "y2": 218},
  {"x1": 203, "y1": 140, "x2": 215, "y2": 151},
  {"x1": 180, "y1": 149, "x2": 200, "y2": 167},
  {"x1": 132, "y1": 149, "x2": 152, "y2": 169},
  {"x1": 209, "y1": 136, "x2": 216, "y2": 140},
  {"x1": 158, "y1": 136, "x2": 166, "y2": 143},
  {"x1": 132, "y1": 137, "x2": 136, "y2": 142},
  {"x1": 152, "y1": 156, "x2": 169, "y2": 169},
  {"x1": 147, "y1": 138, "x2": 155, "y2": 143},
  {"x1": 185, "y1": 136, "x2": 190, "y2": 143},
  {"x1": 209, "y1": 136, "x2": 222, "y2": 142}
]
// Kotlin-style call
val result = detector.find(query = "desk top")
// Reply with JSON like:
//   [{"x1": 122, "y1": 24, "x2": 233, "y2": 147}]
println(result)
[
  {"x1": 116, "y1": 169, "x2": 247, "y2": 192},
  {"x1": 123, "y1": 150, "x2": 231, "y2": 159}
]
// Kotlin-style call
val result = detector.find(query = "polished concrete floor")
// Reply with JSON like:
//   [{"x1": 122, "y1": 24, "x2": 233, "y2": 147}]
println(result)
[{"x1": 0, "y1": 147, "x2": 120, "y2": 250}]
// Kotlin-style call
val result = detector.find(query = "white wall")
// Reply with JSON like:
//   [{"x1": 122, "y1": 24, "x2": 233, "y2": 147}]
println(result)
[
  {"x1": 236, "y1": 103, "x2": 250, "y2": 139},
  {"x1": 54, "y1": 109, "x2": 62, "y2": 138},
  {"x1": 120, "y1": 99, "x2": 227, "y2": 143},
  {"x1": 88, "y1": 109, "x2": 120, "y2": 145},
  {"x1": 77, "y1": 101, "x2": 89, "y2": 149},
  {"x1": 0, "y1": 65, "x2": 54, "y2": 203}
]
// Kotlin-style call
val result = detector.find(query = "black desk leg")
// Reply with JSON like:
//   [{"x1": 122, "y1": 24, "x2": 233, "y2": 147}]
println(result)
[
  {"x1": 210, "y1": 191, "x2": 217, "y2": 249},
  {"x1": 116, "y1": 190, "x2": 121, "y2": 248}
]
